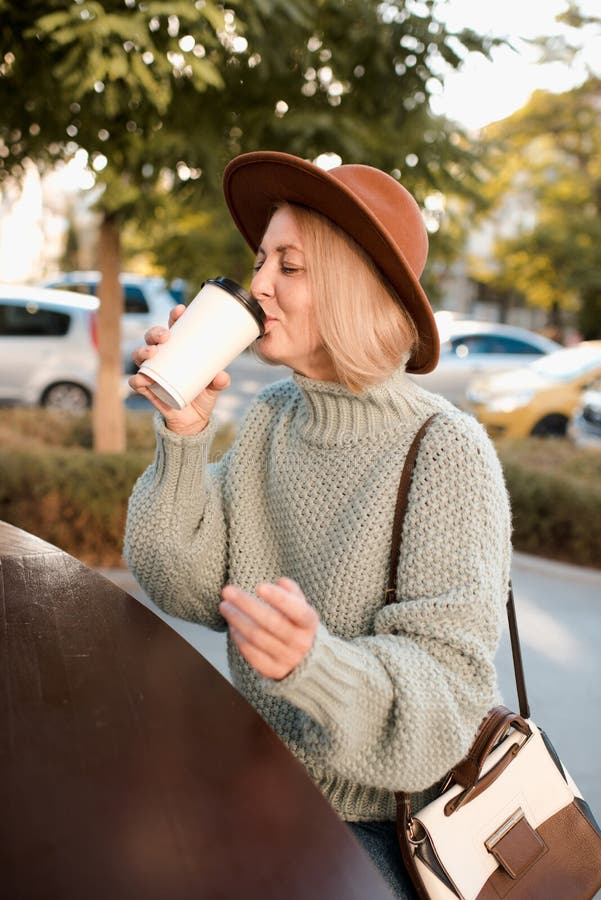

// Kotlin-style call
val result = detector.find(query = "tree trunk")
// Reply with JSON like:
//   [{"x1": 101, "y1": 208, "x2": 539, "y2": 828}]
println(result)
[{"x1": 93, "y1": 214, "x2": 126, "y2": 453}]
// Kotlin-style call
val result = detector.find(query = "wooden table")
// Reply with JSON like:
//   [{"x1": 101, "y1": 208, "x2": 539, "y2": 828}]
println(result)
[{"x1": 0, "y1": 522, "x2": 393, "y2": 899}]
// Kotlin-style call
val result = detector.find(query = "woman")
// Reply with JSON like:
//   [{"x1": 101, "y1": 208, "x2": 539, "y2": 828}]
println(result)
[{"x1": 124, "y1": 151, "x2": 511, "y2": 898}]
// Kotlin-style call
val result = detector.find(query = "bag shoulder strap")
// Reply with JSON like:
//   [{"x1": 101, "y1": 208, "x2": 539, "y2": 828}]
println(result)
[
  {"x1": 386, "y1": 413, "x2": 530, "y2": 719},
  {"x1": 385, "y1": 414, "x2": 439, "y2": 604}
]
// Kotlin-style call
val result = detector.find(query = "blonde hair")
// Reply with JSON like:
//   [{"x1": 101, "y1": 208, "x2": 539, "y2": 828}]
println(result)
[{"x1": 284, "y1": 203, "x2": 419, "y2": 393}]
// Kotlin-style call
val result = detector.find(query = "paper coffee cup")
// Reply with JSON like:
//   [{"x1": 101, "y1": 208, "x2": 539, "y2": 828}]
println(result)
[{"x1": 138, "y1": 277, "x2": 265, "y2": 409}]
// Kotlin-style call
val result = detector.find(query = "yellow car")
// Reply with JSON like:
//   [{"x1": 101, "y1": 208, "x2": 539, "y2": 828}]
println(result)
[{"x1": 465, "y1": 341, "x2": 601, "y2": 438}]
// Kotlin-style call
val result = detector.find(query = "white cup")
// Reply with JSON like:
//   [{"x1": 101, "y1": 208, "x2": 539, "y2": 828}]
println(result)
[{"x1": 138, "y1": 277, "x2": 265, "y2": 410}]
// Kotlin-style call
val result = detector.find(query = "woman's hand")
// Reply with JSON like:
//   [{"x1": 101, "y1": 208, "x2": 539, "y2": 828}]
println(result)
[
  {"x1": 219, "y1": 578, "x2": 319, "y2": 680},
  {"x1": 128, "y1": 303, "x2": 231, "y2": 435}
]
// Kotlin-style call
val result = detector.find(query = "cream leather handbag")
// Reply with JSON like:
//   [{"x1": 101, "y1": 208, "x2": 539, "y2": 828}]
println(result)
[{"x1": 389, "y1": 416, "x2": 601, "y2": 900}]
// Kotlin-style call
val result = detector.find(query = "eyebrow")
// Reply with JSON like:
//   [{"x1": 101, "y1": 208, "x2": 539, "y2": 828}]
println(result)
[{"x1": 256, "y1": 242, "x2": 305, "y2": 256}]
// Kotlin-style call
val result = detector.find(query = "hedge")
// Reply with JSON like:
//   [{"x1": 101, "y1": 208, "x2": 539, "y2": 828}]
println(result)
[
  {"x1": 0, "y1": 409, "x2": 235, "y2": 566},
  {"x1": 0, "y1": 448, "x2": 152, "y2": 566},
  {"x1": 496, "y1": 439, "x2": 601, "y2": 569},
  {"x1": 1, "y1": 410, "x2": 599, "y2": 569}
]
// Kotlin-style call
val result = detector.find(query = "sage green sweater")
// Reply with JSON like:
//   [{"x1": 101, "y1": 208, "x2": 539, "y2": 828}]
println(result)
[{"x1": 124, "y1": 369, "x2": 511, "y2": 821}]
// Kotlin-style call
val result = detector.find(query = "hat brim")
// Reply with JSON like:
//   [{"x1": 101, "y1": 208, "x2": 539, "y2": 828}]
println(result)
[{"x1": 223, "y1": 151, "x2": 439, "y2": 374}]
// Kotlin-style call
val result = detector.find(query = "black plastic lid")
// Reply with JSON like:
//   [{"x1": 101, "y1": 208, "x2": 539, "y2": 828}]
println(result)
[{"x1": 203, "y1": 276, "x2": 265, "y2": 335}]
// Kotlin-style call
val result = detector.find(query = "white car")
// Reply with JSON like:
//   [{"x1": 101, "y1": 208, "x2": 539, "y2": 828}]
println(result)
[
  {"x1": 0, "y1": 284, "x2": 126, "y2": 411},
  {"x1": 42, "y1": 271, "x2": 177, "y2": 365},
  {"x1": 0, "y1": 284, "x2": 99, "y2": 409},
  {"x1": 412, "y1": 320, "x2": 561, "y2": 407},
  {"x1": 569, "y1": 380, "x2": 601, "y2": 449}
]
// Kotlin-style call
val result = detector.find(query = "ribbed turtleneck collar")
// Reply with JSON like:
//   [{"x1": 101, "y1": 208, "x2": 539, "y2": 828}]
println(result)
[{"x1": 291, "y1": 367, "x2": 435, "y2": 447}]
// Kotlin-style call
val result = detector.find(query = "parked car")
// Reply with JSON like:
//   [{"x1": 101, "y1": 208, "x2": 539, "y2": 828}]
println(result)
[
  {"x1": 0, "y1": 284, "x2": 100, "y2": 410},
  {"x1": 412, "y1": 320, "x2": 561, "y2": 407},
  {"x1": 465, "y1": 341, "x2": 601, "y2": 438},
  {"x1": 42, "y1": 271, "x2": 177, "y2": 358},
  {"x1": 0, "y1": 284, "x2": 129, "y2": 411},
  {"x1": 569, "y1": 379, "x2": 601, "y2": 449}
]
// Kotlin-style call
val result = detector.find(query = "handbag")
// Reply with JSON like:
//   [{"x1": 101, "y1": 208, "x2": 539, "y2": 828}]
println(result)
[{"x1": 387, "y1": 414, "x2": 601, "y2": 900}]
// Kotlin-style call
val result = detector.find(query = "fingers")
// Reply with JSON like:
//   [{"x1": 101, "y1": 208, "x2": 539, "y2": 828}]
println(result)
[
  {"x1": 207, "y1": 370, "x2": 231, "y2": 393},
  {"x1": 221, "y1": 595, "x2": 293, "y2": 660},
  {"x1": 131, "y1": 304, "x2": 184, "y2": 366},
  {"x1": 256, "y1": 580, "x2": 317, "y2": 627},
  {"x1": 130, "y1": 341, "x2": 160, "y2": 369},
  {"x1": 168, "y1": 303, "x2": 186, "y2": 328},
  {"x1": 228, "y1": 627, "x2": 289, "y2": 681},
  {"x1": 219, "y1": 581, "x2": 319, "y2": 680},
  {"x1": 221, "y1": 584, "x2": 294, "y2": 636}
]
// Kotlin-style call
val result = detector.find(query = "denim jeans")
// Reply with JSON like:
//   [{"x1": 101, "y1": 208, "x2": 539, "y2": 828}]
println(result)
[{"x1": 348, "y1": 819, "x2": 418, "y2": 899}]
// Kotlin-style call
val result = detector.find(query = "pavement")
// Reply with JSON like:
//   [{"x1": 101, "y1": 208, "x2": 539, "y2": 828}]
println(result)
[{"x1": 98, "y1": 550, "x2": 601, "y2": 821}]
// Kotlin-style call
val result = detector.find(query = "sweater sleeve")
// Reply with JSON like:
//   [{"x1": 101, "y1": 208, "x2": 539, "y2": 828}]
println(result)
[
  {"x1": 263, "y1": 414, "x2": 512, "y2": 793},
  {"x1": 123, "y1": 412, "x2": 230, "y2": 631}
]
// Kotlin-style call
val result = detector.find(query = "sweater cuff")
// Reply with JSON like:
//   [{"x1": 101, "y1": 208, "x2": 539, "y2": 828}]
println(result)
[
  {"x1": 153, "y1": 410, "x2": 217, "y2": 447},
  {"x1": 263, "y1": 623, "x2": 368, "y2": 729},
  {"x1": 151, "y1": 411, "x2": 217, "y2": 503}
]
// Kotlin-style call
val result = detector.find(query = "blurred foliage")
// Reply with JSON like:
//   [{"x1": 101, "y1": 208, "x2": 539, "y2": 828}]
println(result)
[
  {"x1": 0, "y1": 0, "x2": 501, "y2": 295},
  {"x1": 469, "y1": 76, "x2": 601, "y2": 338},
  {"x1": 0, "y1": 406, "x2": 236, "y2": 455},
  {"x1": 497, "y1": 438, "x2": 601, "y2": 570},
  {"x1": 0, "y1": 446, "x2": 152, "y2": 565}
]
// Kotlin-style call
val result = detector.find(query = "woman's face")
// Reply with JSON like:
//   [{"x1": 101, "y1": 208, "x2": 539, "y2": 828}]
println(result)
[{"x1": 250, "y1": 205, "x2": 337, "y2": 381}]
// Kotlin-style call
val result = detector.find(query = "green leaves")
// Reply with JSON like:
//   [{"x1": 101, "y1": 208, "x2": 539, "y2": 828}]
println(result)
[
  {"x1": 473, "y1": 76, "x2": 601, "y2": 335},
  {"x1": 1, "y1": 0, "x2": 504, "y2": 286}
]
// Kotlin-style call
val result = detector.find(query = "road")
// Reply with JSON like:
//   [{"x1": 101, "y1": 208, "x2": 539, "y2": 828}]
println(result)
[{"x1": 100, "y1": 551, "x2": 601, "y2": 823}]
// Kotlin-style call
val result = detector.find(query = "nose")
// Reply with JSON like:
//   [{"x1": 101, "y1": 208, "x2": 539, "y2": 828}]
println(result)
[{"x1": 250, "y1": 260, "x2": 275, "y2": 304}]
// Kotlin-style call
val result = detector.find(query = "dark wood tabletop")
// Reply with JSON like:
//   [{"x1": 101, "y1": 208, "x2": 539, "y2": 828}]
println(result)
[{"x1": 0, "y1": 521, "x2": 393, "y2": 899}]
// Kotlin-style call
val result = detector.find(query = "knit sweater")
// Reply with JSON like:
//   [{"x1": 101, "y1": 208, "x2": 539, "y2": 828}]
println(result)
[{"x1": 124, "y1": 368, "x2": 512, "y2": 822}]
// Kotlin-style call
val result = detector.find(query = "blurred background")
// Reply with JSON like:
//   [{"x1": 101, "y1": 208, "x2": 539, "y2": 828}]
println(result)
[
  {"x1": 2, "y1": 0, "x2": 601, "y2": 823},
  {"x1": 0, "y1": 0, "x2": 600, "y2": 570}
]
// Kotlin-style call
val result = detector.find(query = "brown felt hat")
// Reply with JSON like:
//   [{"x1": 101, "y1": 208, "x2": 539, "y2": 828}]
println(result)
[{"x1": 222, "y1": 150, "x2": 439, "y2": 374}]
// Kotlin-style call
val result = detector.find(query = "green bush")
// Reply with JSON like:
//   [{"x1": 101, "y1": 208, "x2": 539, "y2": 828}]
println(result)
[
  {"x1": 0, "y1": 409, "x2": 235, "y2": 565},
  {"x1": 1, "y1": 411, "x2": 599, "y2": 569},
  {"x1": 0, "y1": 448, "x2": 153, "y2": 565},
  {"x1": 496, "y1": 438, "x2": 601, "y2": 569}
]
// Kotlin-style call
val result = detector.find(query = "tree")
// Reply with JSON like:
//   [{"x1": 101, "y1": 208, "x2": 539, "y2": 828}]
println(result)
[
  {"x1": 1, "y1": 1, "x2": 500, "y2": 451},
  {"x1": 125, "y1": 0, "x2": 497, "y2": 298},
  {"x1": 1, "y1": 0, "x2": 267, "y2": 449},
  {"x1": 469, "y1": 77, "x2": 601, "y2": 338}
]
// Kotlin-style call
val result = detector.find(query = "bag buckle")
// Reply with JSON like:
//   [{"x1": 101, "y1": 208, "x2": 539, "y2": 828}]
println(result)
[{"x1": 485, "y1": 808, "x2": 525, "y2": 852}]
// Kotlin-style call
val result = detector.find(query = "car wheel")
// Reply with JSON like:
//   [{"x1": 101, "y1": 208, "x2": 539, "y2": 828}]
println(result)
[
  {"x1": 530, "y1": 414, "x2": 568, "y2": 437},
  {"x1": 41, "y1": 382, "x2": 92, "y2": 412}
]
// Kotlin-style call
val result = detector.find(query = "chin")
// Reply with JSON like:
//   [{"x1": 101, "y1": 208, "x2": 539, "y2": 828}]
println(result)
[{"x1": 253, "y1": 338, "x2": 288, "y2": 368}]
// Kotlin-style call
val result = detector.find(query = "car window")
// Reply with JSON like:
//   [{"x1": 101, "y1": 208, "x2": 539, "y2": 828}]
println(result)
[
  {"x1": 124, "y1": 286, "x2": 149, "y2": 314},
  {"x1": 0, "y1": 302, "x2": 71, "y2": 337},
  {"x1": 487, "y1": 336, "x2": 544, "y2": 354},
  {"x1": 449, "y1": 334, "x2": 543, "y2": 356}
]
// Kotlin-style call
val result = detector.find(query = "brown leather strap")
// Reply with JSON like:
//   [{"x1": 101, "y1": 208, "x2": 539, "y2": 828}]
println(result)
[
  {"x1": 507, "y1": 582, "x2": 530, "y2": 718},
  {"x1": 449, "y1": 705, "x2": 530, "y2": 790},
  {"x1": 385, "y1": 414, "x2": 439, "y2": 605}
]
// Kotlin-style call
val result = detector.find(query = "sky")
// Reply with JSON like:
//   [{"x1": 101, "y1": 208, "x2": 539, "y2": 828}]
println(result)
[{"x1": 431, "y1": 0, "x2": 600, "y2": 129}]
